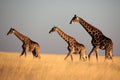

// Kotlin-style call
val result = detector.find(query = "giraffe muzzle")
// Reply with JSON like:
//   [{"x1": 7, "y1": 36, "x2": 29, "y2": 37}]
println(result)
[{"x1": 49, "y1": 30, "x2": 52, "y2": 34}]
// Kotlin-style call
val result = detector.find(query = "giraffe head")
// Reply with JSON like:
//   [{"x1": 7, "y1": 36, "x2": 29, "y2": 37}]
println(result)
[
  {"x1": 49, "y1": 26, "x2": 58, "y2": 34},
  {"x1": 7, "y1": 28, "x2": 15, "y2": 35},
  {"x1": 70, "y1": 14, "x2": 80, "y2": 24}
]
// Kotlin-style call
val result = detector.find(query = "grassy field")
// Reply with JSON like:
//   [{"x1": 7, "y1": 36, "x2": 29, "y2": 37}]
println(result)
[{"x1": 0, "y1": 52, "x2": 120, "y2": 80}]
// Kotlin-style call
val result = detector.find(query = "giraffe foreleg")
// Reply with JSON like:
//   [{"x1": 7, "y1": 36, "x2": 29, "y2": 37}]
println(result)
[
  {"x1": 64, "y1": 53, "x2": 70, "y2": 60},
  {"x1": 20, "y1": 50, "x2": 25, "y2": 57},
  {"x1": 95, "y1": 46, "x2": 99, "y2": 62},
  {"x1": 88, "y1": 47, "x2": 95, "y2": 61},
  {"x1": 88, "y1": 46, "x2": 99, "y2": 61},
  {"x1": 64, "y1": 50, "x2": 74, "y2": 61},
  {"x1": 20, "y1": 45, "x2": 25, "y2": 57},
  {"x1": 64, "y1": 46, "x2": 74, "y2": 61},
  {"x1": 24, "y1": 46, "x2": 29, "y2": 57}
]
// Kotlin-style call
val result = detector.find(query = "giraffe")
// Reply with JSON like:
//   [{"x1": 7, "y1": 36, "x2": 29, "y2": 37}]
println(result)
[
  {"x1": 49, "y1": 26, "x2": 87, "y2": 61},
  {"x1": 7, "y1": 28, "x2": 41, "y2": 58},
  {"x1": 70, "y1": 15, "x2": 113, "y2": 61}
]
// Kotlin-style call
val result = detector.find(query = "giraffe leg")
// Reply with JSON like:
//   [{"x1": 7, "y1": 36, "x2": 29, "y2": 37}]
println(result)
[
  {"x1": 104, "y1": 53, "x2": 109, "y2": 62},
  {"x1": 70, "y1": 55, "x2": 73, "y2": 61},
  {"x1": 24, "y1": 50, "x2": 27, "y2": 57},
  {"x1": 104, "y1": 48, "x2": 113, "y2": 62},
  {"x1": 82, "y1": 55, "x2": 87, "y2": 61},
  {"x1": 64, "y1": 53, "x2": 70, "y2": 60},
  {"x1": 64, "y1": 50, "x2": 74, "y2": 61},
  {"x1": 20, "y1": 45, "x2": 25, "y2": 57},
  {"x1": 79, "y1": 53, "x2": 81, "y2": 61},
  {"x1": 79, "y1": 51, "x2": 84, "y2": 61},
  {"x1": 32, "y1": 49, "x2": 36, "y2": 58},
  {"x1": 64, "y1": 53, "x2": 73, "y2": 61},
  {"x1": 88, "y1": 47, "x2": 95, "y2": 61},
  {"x1": 109, "y1": 48, "x2": 113, "y2": 62},
  {"x1": 88, "y1": 46, "x2": 99, "y2": 61},
  {"x1": 20, "y1": 50, "x2": 25, "y2": 57},
  {"x1": 109, "y1": 52, "x2": 113, "y2": 62},
  {"x1": 24, "y1": 46, "x2": 29, "y2": 57},
  {"x1": 65, "y1": 46, "x2": 74, "y2": 61},
  {"x1": 35, "y1": 46, "x2": 41, "y2": 59},
  {"x1": 80, "y1": 48, "x2": 87, "y2": 61},
  {"x1": 94, "y1": 46, "x2": 99, "y2": 62}
]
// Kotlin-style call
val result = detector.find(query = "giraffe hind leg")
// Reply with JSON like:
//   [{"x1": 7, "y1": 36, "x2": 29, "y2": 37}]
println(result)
[
  {"x1": 80, "y1": 48, "x2": 87, "y2": 61},
  {"x1": 82, "y1": 55, "x2": 87, "y2": 61},
  {"x1": 70, "y1": 55, "x2": 73, "y2": 61},
  {"x1": 79, "y1": 52, "x2": 85, "y2": 61},
  {"x1": 32, "y1": 49, "x2": 36, "y2": 57},
  {"x1": 109, "y1": 49, "x2": 113, "y2": 60},
  {"x1": 79, "y1": 53, "x2": 81, "y2": 61},
  {"x1": 32, "y1": 48, "x2": 41, "y2": 59},
  {"x1": 105, "y1": 48, "x2": 113, "y2": 62},
  {"x1": 35, "y1": 46, "x2": 41, "y2": 59}
]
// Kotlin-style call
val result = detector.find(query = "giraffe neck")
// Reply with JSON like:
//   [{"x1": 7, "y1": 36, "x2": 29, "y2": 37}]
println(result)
[
  {"x1": 14, "y1": 30, "x2": 30, "y2": 43},
  {"x1": 56, "y1": 28, "x2": 74, "y2": 43},
  {"x1": 78, "y1": 17, "x2": 103, "y2": 38}
]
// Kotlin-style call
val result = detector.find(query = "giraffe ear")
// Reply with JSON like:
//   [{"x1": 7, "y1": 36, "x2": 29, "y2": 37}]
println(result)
[
  {"x1": 10, "y1": 28, "x2": 13, "y2": 30},
  {"x1": 11, "y1": 28, "x2": 15, "y2": 30},
  {"x1": 74, "y1": 14, "x2": 76, "y2": 17}
]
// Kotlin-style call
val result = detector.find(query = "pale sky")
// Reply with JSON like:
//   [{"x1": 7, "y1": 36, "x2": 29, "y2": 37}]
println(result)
[{"x1": 0, "y1": 0, "x2": 120, "y2": 55}]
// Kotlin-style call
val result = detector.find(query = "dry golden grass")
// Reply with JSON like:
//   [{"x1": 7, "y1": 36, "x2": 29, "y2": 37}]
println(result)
[{"x1": 0, "y1": 52, "x2": 120, "y2": 80}]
